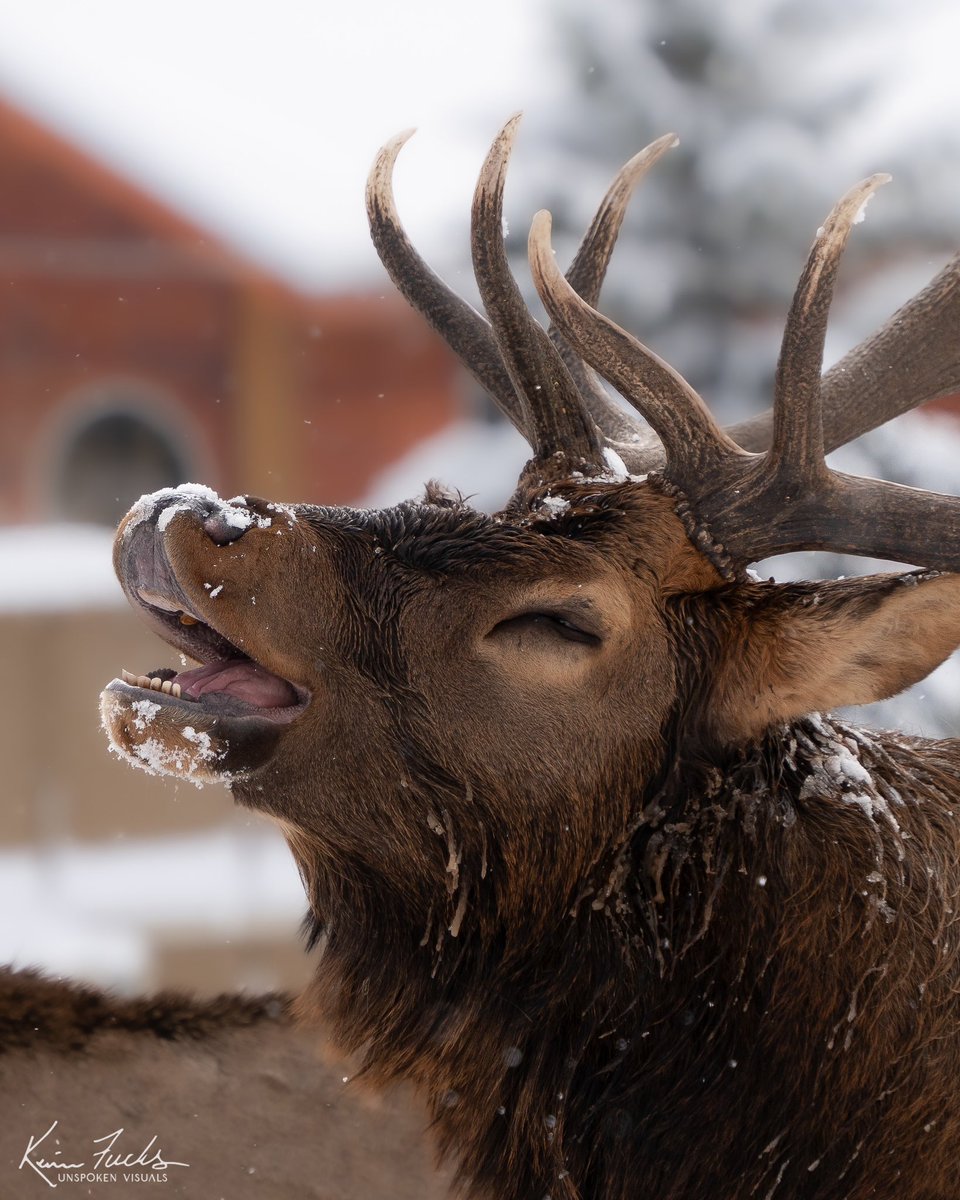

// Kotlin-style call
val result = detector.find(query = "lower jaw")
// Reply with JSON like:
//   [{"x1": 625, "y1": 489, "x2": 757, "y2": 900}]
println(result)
[{"x1": 100, "y1": 678, "x2": 305, "y2": 783}]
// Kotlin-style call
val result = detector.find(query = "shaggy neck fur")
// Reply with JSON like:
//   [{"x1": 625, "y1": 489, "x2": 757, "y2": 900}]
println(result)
[{"x1": 282, "y1": 714, "x2": 960, "y2": 1200}]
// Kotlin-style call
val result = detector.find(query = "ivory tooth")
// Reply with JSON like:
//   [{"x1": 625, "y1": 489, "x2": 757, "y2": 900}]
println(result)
[
  {"x1": 161, "y1": 680, "x2": 173, "y2": 694},
  {"x1": 121, "y1": 669, "x2": 136, "y2": 685},
  {"x1": 150, "y1": 677, "x2": 163, "y2": 691},
  {"x1": 171, "y1": 683, "x2": 182, "y2": 698},
  {"x1": 137, "y1": 675, "x2": 152, "y2": 689}
]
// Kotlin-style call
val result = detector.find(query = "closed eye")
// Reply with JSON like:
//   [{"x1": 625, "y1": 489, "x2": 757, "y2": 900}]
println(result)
[{"x1": 489, "y1": 612, "x2": 602, "y2": 647}]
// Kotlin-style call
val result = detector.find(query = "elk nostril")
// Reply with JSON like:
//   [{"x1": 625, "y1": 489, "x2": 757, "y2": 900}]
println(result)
[{"x1": 202, "y1": 512, "x2": 248, "y2": 546}]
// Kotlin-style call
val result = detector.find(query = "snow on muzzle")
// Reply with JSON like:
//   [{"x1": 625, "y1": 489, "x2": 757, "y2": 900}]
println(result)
[{"x1": 101, "y1": 483, "x2": 309, "y2": 785}]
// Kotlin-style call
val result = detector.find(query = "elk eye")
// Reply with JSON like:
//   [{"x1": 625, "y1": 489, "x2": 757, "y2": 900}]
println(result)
[{"x1": 491, "y1": 612, "x2": 601, "y2": 647}]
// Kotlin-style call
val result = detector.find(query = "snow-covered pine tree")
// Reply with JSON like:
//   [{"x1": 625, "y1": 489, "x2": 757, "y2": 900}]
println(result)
[{"x1": 522, "y1": 0, "x2": 959, "y2": 419}]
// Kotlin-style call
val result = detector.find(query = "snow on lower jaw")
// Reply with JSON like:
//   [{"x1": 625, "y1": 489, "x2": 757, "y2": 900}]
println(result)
[
  {"x1": 131, "y1": 699, "x2": 161, "y2": 732},
  {"x1": 107, "y1": 731, "x2": 226, "y2": 789},
  {"x1": 129, "y1": 734, "x2": 222, "y2": 787},
  {"x1": 99, "y1": 690, "x2": 228, "y2": 789}
]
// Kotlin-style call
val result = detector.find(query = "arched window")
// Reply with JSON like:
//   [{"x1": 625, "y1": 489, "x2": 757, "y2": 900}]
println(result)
[{"x1": 54, "y1": 408, "x2": 192, "y2": 526}]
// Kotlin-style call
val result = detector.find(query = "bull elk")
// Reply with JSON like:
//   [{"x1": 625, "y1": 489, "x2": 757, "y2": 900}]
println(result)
[{"x1": 99, "y1": 117, "x2": 960, "y2": 1199}]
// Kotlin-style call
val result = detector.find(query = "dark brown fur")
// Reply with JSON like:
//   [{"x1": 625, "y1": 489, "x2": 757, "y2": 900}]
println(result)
[
  {"x1": 292, "y1": 509, "x2": 960, "y2": 1200},
  {"x1": 0, "y1": 970, "x2": 449, "y2": 1199},
  {"x1": 101, "y1": 478, "x2": 960, "y2": 1199},
  {"x1": 0, "y1": 967, "x2": 288, "y2": 1053}
]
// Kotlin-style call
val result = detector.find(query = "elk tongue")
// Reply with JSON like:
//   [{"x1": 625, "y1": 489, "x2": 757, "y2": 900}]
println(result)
[{"x1": 174, "y1": 660, "x2": 298, "y2": 708}]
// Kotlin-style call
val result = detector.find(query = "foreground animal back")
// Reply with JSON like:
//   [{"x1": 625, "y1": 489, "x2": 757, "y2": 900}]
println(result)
[{"x1": 0, "y1": 970, "x2": 448, "y2": 1199}]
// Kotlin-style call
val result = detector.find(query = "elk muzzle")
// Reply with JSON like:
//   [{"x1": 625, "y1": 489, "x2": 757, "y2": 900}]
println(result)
[{"x1": 100, "y1": 485, "x2": 312, "y2": 786}]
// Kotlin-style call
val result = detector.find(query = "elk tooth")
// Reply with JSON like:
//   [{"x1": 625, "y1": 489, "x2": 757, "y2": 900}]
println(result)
[
  {"x1": 179, "y1": 613, "x2": 199, "y2": 625},
  {"x1": 121, "y1": 671, "x2": 183, "y2": 699}
]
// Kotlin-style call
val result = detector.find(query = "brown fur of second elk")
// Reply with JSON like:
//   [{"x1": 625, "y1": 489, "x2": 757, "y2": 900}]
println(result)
[
  {"x1": 101, "y1": 117, "x2": 960, "y2": 1199},
  {"x1": 0, "y1": 970, "x2": 448, "y2": 1199}
]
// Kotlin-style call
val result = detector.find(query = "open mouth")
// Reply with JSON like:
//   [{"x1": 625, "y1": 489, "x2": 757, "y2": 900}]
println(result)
[
  {"x1": 116, "y1": 585, "x2": 310, "y2": 724},
  {"x1": 102, "y1": 485, "x2": 313, "y2": 784}
]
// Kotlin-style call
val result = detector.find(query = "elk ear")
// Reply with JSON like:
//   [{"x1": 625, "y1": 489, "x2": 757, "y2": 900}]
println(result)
[{"x1": 709, "y1": 571, "x2": 960, "y2": 744}]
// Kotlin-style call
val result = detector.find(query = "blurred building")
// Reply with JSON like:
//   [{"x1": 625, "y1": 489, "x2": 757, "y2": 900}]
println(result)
[
  {"x1": 0, "y1": 93, "x2": 464, "y2": 526},
  {"x1": 0, "y1": 91, "x2": 465, "y2": 997}
]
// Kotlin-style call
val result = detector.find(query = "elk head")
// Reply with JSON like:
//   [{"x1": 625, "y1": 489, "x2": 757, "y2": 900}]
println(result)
[
  {"x1": 100, "y1": 116, "x2": 960, "y2": 1053},
  {"x1": 103, "y1": 117, "x2": 960, "y2": 825}
]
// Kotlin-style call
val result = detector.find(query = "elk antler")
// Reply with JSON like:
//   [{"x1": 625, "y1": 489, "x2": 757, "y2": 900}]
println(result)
[
  {"x1": 530, "y1": 185, "x2": 960, "y2": 573},
  {"x1": 470, "y1": 115, "x2": 601, "y2": 465},
  {"x1": 367, "y1": 129, "x2": 528, "y2": 436},
  {"x1": 727, "y1": 252, "x2": 960, "y2": 454},
  {"x1": 366, "y1": 118, "x2": 671, "y2": 467},
  {"x1": 545, "y1": 133, "x2": 679, "y2": 449},
  {"x1": 368, "y1": 120, "x2": 960, "y2": 568}
]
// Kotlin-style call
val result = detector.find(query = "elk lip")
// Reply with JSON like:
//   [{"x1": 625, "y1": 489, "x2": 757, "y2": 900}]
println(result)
[{"x1": 115, "y1": 590, "x2": 309, "y2": 724}]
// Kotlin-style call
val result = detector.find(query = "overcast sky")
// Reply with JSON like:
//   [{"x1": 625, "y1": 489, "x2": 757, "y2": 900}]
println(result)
[
  {"x1": 0, "y1": 0, "x2": 560, "y2": 288},
  {"x1": 0, "y1": 1, "x2": 957, "y2": 295}
]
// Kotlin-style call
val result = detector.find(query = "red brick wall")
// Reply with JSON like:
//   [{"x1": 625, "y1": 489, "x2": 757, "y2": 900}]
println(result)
[
  {"x1": 0, "y1": 271, "x2": 235, "y2": 520},
  {"x1": 293, "y1": 296, "x2": 462, "y2": 504},
  {"x1": 0, "y1": 96, "x2": 462, "y2": 524}
]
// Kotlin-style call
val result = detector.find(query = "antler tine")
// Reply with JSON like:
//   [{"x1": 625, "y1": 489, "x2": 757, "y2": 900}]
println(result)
[
  {"x1": 471, "y1": 116, "x2": 604, "y2": 467},
  {"x1": 728, "y1": 252, "x2": 960, "y2": 455},
  {"x1": 528, "y1": 208, "x2": 739, "y2": 478},
  {"x1": 767, "y1": 175, "x2": 891, "y2": 483},
  {"x1": 366, "y1": 130, "x2": 530, "y2": 438},
  {"x1": 549, "y1": 134, "x2": 680, "y2": 451},
  {"x1": 564, "y1": 134, "x2": 680, "y2": 309}
]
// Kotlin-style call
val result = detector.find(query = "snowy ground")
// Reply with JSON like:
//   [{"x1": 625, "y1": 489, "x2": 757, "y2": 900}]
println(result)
[
  {"x1": 0, "y1": 823, "x2": 305, "y2": 992},
  {"x1": 2, "y1": 406, "x2": 959, "y2": 991},
  {"x1": 0, "y1": 524, "x2": 125, "y2": 612}
]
